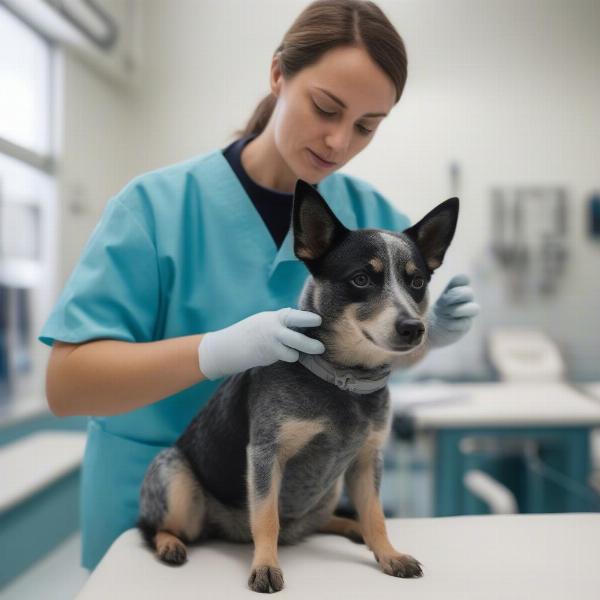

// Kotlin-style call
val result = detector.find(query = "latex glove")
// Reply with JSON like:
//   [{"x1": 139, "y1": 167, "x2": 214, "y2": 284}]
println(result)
[
  {"x1": 427, "y1": 274, "x2": 480, "y2": 348},
  {"x1": 198, "y1": 308, "x2": 325, "y2": 380}
]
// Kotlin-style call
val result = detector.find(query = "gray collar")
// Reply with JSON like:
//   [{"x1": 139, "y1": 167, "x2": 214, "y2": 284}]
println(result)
[{"x1": 298, "y1": 353, "x2": 391, "y2": 394}]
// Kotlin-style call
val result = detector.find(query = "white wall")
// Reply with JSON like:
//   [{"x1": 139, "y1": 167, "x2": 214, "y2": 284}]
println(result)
[
  {"x1": 57, "y1": 0, "x2": 600, "y2": 380},
  {"x1": 368, "y1": 0, "x2": 600, "y2": 380},
  {"x1": 124, "y1": 0, "x2": 308, "y2": 174},
  {"x1": 56, "y1": 51, "x2": 132, "y2": 285}
]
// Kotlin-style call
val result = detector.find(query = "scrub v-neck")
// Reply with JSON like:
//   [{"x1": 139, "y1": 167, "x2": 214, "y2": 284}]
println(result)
[
  {"x1": 201, "y1": 149, "x2": 358, "y2": 280},
  {"x1": 222, "y1": 135, "x2": 295, "y2": 250}
]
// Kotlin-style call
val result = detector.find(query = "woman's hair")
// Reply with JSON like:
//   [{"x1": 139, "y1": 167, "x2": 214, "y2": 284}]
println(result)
[{"x1": 236, "y1": 0, "x2": 407, "y2": 138}]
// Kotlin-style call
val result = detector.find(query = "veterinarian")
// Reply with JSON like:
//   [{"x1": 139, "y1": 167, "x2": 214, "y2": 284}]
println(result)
[{"x1": 40, "y1": 0, "x2": 479, "y2": 571}]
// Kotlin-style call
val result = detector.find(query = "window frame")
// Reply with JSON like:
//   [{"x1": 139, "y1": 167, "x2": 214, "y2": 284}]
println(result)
[{"x1": 0, "y1": 5, "x2": 56, "y2": 174}]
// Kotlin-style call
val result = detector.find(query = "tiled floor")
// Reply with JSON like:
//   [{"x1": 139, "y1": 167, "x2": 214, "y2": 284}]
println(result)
[{"x1": 2, "y1": 533, "x2": 89, "y2": 600}]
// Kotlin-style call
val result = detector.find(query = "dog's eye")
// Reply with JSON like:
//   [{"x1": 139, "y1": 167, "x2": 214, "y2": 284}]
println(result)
[
  {"x1": 411, "y1": 276, "x2": 425, "y2": 289},
  {"x1": 351, "y1": 274, "x2": 370, "y2": 287}
]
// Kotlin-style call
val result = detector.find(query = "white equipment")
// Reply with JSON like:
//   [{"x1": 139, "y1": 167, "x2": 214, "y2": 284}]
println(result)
[{"x1": 487, "y1": 327, "x2": 566, "y2": 381}]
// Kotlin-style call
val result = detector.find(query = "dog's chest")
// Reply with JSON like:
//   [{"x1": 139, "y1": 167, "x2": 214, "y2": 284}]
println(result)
[
  {"x1": 284, "y1": 418, "x2": 366, "y2": 477},
  {"x1": 250, "y1": 363, "x2": 391, "y2": 517},
  {"x1": 276, "y1": 400, "x2": 381, "y2": 517}
]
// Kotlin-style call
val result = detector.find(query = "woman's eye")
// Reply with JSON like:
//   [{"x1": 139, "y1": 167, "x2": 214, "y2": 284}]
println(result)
[
  {"x1": 352, "y1": 274, "x2": 370, "y2": 287},
  {"x1": 313, "y1": 102, "x2": 336, "y2": 117},
  {"x1": 313, "y1": 101, "x2": 373, "y2": 135},
  {"x1": 411, "y1": 276, "x2": 425, "y2": 289},
  {"x1": 356, "y1": 124, "x2": 373, "y2": 135}
]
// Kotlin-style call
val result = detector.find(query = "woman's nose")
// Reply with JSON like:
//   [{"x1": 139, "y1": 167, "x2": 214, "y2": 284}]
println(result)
[{"x1": 324, "y1": 124, "x2": 351, "y2": 156}]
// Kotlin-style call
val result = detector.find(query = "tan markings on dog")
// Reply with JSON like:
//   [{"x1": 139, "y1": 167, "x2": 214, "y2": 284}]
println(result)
[
  {"x1": 330, "y1": 303, "x2": 429, "y2": 370},
  {"x1": 319, "y1": 515, "x2": 363, "y2": 539},
  {"x1": 360, "y1": 303, "x2": 399, "y2": 344},
  {"x1": 154, "y1": 530, "x2": 186, "y2": 561},
  {"x1": 427, "y1": 257, "x2": 441, "y2": 270},
  {"x1": 317, "y1": 476, "x2": 357, "y2": 537},
  {"x1": 369, "y1": 257, "x2": 384, "y2": 272},
  {"x1": 277, "y1": 419, "x2": 326, "y2": 464},
  {"x1": 332, "y1": 473, "x2": 344, "y2": 503},
  {"x1": 346, "y1": 431, "x2": 396, "y2": 558},
  {"x1": 312, "y1": 284, "x2": 321, "y2": 313},
  {"x1": 391, "y1": 341, "x2": 428, "y2": 369},
  {"x1": 162, "y1": 464, "x2": 205, "y2": 541},
  {"x1": 366, "y1": 420, "x2": 392, "y2": 452},
  {"x1": 248, "y1": 459, "x2": 282, "y2": 569},
  {"x1": 329, "y1": 304, "x2": 397, "y2": 369},
  {"x1": 405, "y1": 260, "x2": 418, "y2": 275},
  {"x1": 296, "y1": 245, "x2": 314, "y2": 260}
]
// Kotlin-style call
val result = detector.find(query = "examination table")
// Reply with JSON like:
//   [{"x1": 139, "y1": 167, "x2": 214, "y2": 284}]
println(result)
[{"x1": 77, "y1": 513, "x2": 599, "y2": 599}]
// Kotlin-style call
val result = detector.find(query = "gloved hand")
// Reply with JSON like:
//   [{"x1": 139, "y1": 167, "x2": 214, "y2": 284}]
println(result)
[
  {"x1": 427, "y1": 274, "x2": 480, "y2": 348},
  {"x1": 198, "y1": 308, "x2": 325, "y2": 380}
]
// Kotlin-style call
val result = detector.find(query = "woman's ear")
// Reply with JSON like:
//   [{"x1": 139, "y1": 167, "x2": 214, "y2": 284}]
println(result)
[{"x1": 269, "y1": 53, "x2": 283, "y2": 98}]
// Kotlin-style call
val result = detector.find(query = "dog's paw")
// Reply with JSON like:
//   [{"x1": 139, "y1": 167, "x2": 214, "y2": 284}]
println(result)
[
  {"x1": 156, "y1": 540, "x2": 187, "y2": 566},
  {"x1": 375, "y1": 552, "x2": 423, "y2": 578},
  {"x1": 248, "y1": 565, "x2": 285, "y2": 593}
]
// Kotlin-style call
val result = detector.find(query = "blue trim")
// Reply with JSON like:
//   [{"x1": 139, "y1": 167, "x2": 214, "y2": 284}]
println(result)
[
  {"x1": 0, "y1": 413, "x2": 87, "y2": 588},
  {"x1": 0, "y1": 413, "x2": 87, "y2": 447},
  {"x1": 433, "y1": 426, "x2": 596, "y2": 516},
  {"x1": 0, "y1": 470, "x2": 81, "y2": 589}
]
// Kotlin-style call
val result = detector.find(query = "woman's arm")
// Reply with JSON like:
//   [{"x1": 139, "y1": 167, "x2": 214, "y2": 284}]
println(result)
[
  {"x1": 46, "y1": 335, "x2": 206, "y2": 417},
  {"x1": 45, "y1": 308, "x2": 326, "y2": 417}
]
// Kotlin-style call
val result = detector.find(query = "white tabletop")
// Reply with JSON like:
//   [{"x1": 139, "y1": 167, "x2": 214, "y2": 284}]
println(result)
[
  {"x1": 390, "y1": 382, "x2": 600, "y2": 429},
  {"x1": 77, "y1": 514, "x2": 600, "y2": 600}
]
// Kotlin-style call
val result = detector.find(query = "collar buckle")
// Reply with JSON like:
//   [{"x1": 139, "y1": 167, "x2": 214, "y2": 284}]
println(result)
[{"x1": 334, "y1": 374, "x2": 354, "y2": 391}]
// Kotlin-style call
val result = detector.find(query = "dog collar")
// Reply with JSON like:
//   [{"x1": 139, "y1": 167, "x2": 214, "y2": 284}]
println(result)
[{"x1": 297, "y1": 354, "x2": 391, "y2": 394}]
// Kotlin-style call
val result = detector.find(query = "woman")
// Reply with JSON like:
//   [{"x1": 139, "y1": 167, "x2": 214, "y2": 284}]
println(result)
[{"x1": 40, "y1": 0, "x2": 478, "y2": 570}]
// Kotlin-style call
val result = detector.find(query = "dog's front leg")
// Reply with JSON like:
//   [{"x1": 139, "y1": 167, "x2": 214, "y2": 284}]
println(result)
[
  {"x1": 345, "y1": 442, "x2": 423, "y2": 578},
  {"x1": 246, "y1": 443, "x2": 285, "y2": 593}
]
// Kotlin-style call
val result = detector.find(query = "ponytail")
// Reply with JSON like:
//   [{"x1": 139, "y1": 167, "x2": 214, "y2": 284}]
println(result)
[{"x1": 235, "y1": 93, "x2": 277, "y2": 138}]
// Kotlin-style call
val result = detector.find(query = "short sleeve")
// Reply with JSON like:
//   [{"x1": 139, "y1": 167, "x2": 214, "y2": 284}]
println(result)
[{"x1": 38, "y1": 197, "x2": 160, "y2": 347}]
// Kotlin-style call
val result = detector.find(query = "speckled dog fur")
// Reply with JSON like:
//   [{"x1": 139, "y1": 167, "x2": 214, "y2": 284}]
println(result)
[{"x1": 138, "y1": 180, "x2": 459, "y2": 592}]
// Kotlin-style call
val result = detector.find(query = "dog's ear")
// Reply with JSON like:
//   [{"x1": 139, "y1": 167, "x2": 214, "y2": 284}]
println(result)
[
  {"x1": 292, "y1": 179, "x2": 349, "y2": 261},
  {"x1": 403, "y1": 198, "x2": 459, "y2": 272}
]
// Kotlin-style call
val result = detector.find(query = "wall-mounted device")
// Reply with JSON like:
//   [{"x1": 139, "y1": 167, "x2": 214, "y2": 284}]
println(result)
[
  {"x1": 588, "y1": 193, "x2": 600, "y2": 241},
  {"x1": 489, "y1": 186, "x2": 568, "y2": 299}
]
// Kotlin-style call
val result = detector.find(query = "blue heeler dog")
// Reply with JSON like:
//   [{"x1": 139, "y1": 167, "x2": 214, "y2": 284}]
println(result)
[{"x1": 138, "y1": 179, "x2": 459, "y2": 592}]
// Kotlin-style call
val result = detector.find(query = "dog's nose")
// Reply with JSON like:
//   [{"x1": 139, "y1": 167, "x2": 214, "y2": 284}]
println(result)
[{"x1": 395, "y1": 319, "x2": 425, "y2": 345}]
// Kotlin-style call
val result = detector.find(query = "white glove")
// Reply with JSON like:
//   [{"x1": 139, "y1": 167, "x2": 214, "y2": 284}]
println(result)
[
  {"x1": 198, "y1": 308, "x2": 325, "y2": 380},
  {"x1": 427, "y1": 274, "x2": 480, "y2": 348}
]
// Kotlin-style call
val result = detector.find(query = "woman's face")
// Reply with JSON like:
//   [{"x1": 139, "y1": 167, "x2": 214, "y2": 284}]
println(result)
[{"x1": 270, "y1": 45, "x2": 397, "y2": 184}]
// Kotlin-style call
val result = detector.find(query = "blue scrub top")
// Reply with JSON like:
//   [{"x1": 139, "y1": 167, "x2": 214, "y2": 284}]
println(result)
[{"x1": 39, "y1": 148, "x2": 410, "y2": 570}]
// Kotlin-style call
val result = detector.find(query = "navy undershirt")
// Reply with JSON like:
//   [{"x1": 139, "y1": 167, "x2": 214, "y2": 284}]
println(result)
[{"x1": 222, "y1": 136, "x2": 313, "y2": 249}]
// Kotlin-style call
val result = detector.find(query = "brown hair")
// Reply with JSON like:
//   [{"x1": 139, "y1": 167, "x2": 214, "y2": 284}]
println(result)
[{"x1": 235, "y1": 0, "x2": 407, "y2": 138}]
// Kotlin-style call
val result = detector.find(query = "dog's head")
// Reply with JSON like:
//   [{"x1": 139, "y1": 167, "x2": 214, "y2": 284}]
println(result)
[{"x1": 292, "y1": 179, "x2": 459, "y2": 369}]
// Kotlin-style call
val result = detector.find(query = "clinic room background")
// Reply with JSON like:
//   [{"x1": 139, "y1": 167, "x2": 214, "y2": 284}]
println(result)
[{"x1": 0, "y1": 0, "x2": 599, "y2": 596}]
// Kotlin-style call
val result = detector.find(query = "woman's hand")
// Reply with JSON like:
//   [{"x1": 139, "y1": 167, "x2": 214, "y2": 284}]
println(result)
[
  {"x1": 427, "y1": 274, "x2": 480, "y2": 348},
  {"x1": 198, "y1": 308, "x2": 325, "y2": 379}
]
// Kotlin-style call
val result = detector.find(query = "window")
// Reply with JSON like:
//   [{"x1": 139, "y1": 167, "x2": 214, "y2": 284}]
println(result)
[
  {"x1": 0, "y1": 6, "x2": 52, "y2": 163},
  {"x1": 0, "y1": 6, "x2": 55, "y2": 408}
]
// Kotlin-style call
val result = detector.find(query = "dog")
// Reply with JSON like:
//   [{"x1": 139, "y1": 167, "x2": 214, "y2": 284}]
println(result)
[{"x1": 138, "y1": 179, "x2": 459, "y2": 593}]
